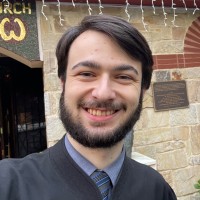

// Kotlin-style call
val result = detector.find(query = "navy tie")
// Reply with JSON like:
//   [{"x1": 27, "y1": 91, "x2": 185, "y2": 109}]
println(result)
[{"x1": 91, "y1": 170, "x2": 112, "y2": 200}]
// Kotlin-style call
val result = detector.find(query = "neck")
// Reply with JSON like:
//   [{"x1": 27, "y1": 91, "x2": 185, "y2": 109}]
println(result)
[{"x1": 67, "y1": 134, "x2": 124, "y2": 170}]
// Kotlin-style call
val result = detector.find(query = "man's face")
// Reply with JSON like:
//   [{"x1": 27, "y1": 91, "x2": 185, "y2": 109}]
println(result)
[{"x1": 60, "y1": 30, "x2": 144, "y2": 148}]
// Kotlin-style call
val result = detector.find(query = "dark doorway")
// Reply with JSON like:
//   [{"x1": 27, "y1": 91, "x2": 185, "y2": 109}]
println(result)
[{"x1": 0, "y1": 57, "x2": 47, "y2": 159}]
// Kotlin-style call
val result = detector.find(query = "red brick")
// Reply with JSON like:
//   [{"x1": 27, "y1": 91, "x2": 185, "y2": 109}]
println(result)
[{"x1": 156, "y1": 54, "x2": 177, "y2": 60}]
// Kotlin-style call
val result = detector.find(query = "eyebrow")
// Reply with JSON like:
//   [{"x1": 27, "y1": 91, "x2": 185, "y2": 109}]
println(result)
[
  {"x1": 113, "y1": 64, "x2": 139, "y2": 76},
  {"x1": 72, "y1": 61, "x2": 139, "y2": 76},
  {"x1": 72, "y1": 61, "x2": 100, "y2": 70}
]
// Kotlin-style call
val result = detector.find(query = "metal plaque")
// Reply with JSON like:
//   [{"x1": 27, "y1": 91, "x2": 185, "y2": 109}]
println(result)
[{"x1": 152, "y1": 80, "x2": 189, "y2": 111}]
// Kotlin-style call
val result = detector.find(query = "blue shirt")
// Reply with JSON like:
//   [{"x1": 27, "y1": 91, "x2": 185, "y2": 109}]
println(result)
[{"x1": 64, "y1": 135, "x2": 125, "y2": 187}]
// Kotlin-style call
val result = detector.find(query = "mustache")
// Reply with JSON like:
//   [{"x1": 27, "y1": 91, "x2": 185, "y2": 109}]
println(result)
[{"x1": 78, "y1": 100, "x2": 127, "y2": 111}]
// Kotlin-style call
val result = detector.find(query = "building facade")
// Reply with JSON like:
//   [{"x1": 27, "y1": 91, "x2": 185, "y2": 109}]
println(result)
[{"x1": 0, "y1": 0, "x2": 200, "y2": 199}]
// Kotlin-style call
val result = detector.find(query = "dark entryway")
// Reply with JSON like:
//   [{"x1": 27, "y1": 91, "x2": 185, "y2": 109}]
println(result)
[{"x1": 0, "y1": 57, "x2": 47, "y2": 159}]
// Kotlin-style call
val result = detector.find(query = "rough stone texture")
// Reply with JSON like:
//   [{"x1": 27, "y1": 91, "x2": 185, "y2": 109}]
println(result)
[
  {"x1": 187, "y1": 81, "x2": 200, "y2": 103},
  {"x1": 183, "y1": 68, "x2": 200, "y2": 79},
  {"x1": 190, "y1": 125, "x2": 200, "y2": 155},
  {"x1": 37, "y1": 2, "x2": 200, "y2": 198},
  {"x1": 156, "y1": 149, "x2": 188, "y2": 171},
  {"x1": 135, "y1": 108, "x2": 170, "y2": 129},
  {"x1": 45, "y1": 115, "x2": 65, "y2": 142},
  {"x1": 169, "y1": 105, "x2": 198, "y2": 126},
  {"x1": 43, "y1": 73, "x2": 61, "y2": 92},
  {"x1": 155, "y1": 70, "x2": 171, "y2": 82},
  {"x1": 189, "y1": 155, "x2": 200, "y2": 166},
  {"x1": 172, "y1": 166, "x2": 200, "y2": 197}
]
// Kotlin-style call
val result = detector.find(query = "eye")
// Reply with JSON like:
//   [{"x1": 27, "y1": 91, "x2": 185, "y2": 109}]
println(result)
[
  {"x1": 79, "y1": 72, "x2": 95, "y2": 77},
  {"x1": 116, "y1": 75, "x2": 133, "y2": 80}
]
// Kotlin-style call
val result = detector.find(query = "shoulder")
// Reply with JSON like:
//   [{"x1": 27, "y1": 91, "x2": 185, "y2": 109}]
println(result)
[
  {"x1": 0, "y1": 149, "x2": 49, "y2": 179},
  {"x1": 125, "y1": 156, "x2": 162, "y2": 179},
  {"x1": 124, "y1": 157, "x2": 169, "y2": 187}
]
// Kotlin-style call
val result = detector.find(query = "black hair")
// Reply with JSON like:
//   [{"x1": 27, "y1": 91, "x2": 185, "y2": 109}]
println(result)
[{"x1": 56, "y1": 14, "x2": 153, "y2": 89}]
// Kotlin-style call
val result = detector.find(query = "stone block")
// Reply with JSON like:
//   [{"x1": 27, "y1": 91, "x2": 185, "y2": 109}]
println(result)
[
  {"x1": 172, "y1": 27, "x2": 187, "y2": 40},
  {"x1": 186, "y1": 80, "x2": 200, "y2": 103},
  {"x1": 161, "y1": 27, "x2": 172, "y2": 40},
  {"x1": 153, "y1": 40, "x2": 183, "y2": 54},
  {"x1": 46, "y1": 115, "x2": 65, "y2": 141},
  {"x1": 156, "y1": 141, "x2": 185, "y2": 153},
  {"x1": 171, "y1": 70, "x2": 183, "y2": 81},
  {"x1": 135, "y1": 108, "x2": 169, "y2": 130},
  {"x1": 190, "y1": 125, "x2": 200, "y2": 155},
  {"x1": 172, "y1": 166, "x2": 200, "y2": 196},
  {"x1": 134, "y1": 127, "x2": 173, "y2": 146},
  {"x1": 43, "y1": 51, "x2": 57, "y2": 74},
  {"x1": 156, "y1": 149, "x2": 188, "y2": 171},
  {"x1": 44, "y1": 92, "x2": 50, "y2": 116},
  {"x1": 155, "y1": 70, "x2": 171, "y2": 82},
  {"x1": 134, "y1": 145, "x2": 156, "y2": 160},
  {"x1": 172, "y1": 126, "x2": 189, "y2": 141},
  {"x1": 183, "y1": 67, "x2": 200, "y2": 79},
  {"x1": 47, "y1": 92, "x2": 61, "y2": 116},
  {"x1": 44, "y1": 73, "x2": 61, "y2": 92},
  {"x1": 143, "y1": 87, "x2": 154, "y2": 108},
  {"x1": 189, "y1": 155, "x2": 200, "y2": 165},
  {"x1": 169, "y1": 105, "x2": 198, "y2": 126}
]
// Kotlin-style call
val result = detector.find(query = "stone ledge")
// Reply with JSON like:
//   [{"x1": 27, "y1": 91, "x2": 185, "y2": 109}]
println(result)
[{"x1": 131, "y1": 152, "x2": 157, "y2": 170}]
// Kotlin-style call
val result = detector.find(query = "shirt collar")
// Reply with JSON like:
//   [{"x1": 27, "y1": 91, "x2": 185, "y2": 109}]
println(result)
[{"x1": 65, "y1": 135, "x2": 125, "y2": 186}]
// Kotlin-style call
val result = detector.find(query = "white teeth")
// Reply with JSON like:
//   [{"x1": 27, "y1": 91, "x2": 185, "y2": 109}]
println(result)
[{"x1": 87, "y1": 109, "x2": 115, "y2": 116}]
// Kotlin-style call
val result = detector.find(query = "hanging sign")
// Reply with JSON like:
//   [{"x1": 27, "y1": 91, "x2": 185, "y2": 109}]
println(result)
[
  {"x1": 152, "y1": 80, "x2": 189, "y2": 111},
  {"x1": 0, "y1": 0, "x2": 40, "y2": 61}
]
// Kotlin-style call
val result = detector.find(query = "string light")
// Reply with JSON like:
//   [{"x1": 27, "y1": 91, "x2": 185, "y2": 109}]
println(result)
[
  {"x1": 171, "y1": 0, "x2": 178, "y2": 27},
  {"x1": 182, "y1": 0, "x2": 187, "y2": 10},
  {"x1": 140, "y1": 0, "x2": 148, "y2": 31},
  {"x1": 193, "y1": 0, "x2": 199, "y2": 15},
  {"x1": 71, "y1": 0, "x2": 75, "y2": 7},
  {"x1": 86, "y1": 0, "x2": 92, "y2": 15},
  {"x1": 161, "y1": 0, "x2": 167, "y2": 26},
  {"x1": 125, "y1": 0, "x2": 130, "y2": 21},
  {"x1": 41, "y1": 0, "x2": 48, "y2": 21},
  {"x1": 57, "y1": 0, "x2": 64, "y2": 26},
  {"x1": 152, "y1": 0, "x2": 156, "y2": 15},
  {"x1": 2, "y1": 0, "x2": 10, "y2": 12},
  {"x1": 98, "y1": 0, "x2": 103, "y2": 15}
]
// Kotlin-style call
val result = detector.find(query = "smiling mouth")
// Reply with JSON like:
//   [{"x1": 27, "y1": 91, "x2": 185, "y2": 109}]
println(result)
[{"x1": 85, "y1": 108, "x2": 117, "y2": 116}]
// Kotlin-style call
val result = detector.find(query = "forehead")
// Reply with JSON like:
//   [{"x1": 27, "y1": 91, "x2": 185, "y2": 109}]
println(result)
[{"x1": 67, "y1": 30, "x2": 142, "y2": 74}]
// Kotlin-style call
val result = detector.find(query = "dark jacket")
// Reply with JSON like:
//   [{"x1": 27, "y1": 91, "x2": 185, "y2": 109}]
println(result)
[{"x1": 0, "y1": 136, "x2": 177, "y2": 200}]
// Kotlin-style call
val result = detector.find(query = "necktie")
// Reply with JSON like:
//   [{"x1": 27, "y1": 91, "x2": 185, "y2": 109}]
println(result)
[{"x1": 91, "y1": 170, "x2": 112, "y2": 200}]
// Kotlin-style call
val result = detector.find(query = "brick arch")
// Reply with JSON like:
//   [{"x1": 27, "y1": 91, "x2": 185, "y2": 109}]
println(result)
[
  {"x1": 184, "y1": 16, "x2": 200, "y2": 53},
  {"x1": 153, "y1": 16, "x2": 200, "y2": 70}
]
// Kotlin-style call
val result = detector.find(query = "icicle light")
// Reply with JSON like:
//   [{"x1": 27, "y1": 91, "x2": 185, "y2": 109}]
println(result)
[
  {"x1": 71, "y1": 0, "x2": 75, "y2": 7},
  {"x1": 161, "y1": 0, "x2": 167, "y2": 26},
  {"x1": 193, "y1": 0, "x2": 199, "y2": 14},
  {"x1": 57, "y1": 0, "x2": 64, "y2": 26},
  {"x1": 152, "y1": 0, "x2": 156, "y2": 14},
  {"x1": 86, "y1": 0, "x2": 92, "y2": 15},
  {"x1": 125, "y1": 0, "x2": 130, "y2": 21},
  {"x1": 98, "y1": 0, "x2": 103, "y2": 15},
  {"x1": 171, "y1": 0, "x2": 178, "y2": 27},
  {"x1": 140, "y1": 0, "x2": 148, "y2": 31},
  {"x1": 41, "y1": 0, "x2": 48, "y2": 21},
  {"x1": 182, "y1": 0, "x2": 187, "y2": 10}
]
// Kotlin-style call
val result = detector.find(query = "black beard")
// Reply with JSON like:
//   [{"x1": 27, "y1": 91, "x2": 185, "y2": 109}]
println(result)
[{"x1": 59, "y1": 92, "x2": 143, "y2": 148}]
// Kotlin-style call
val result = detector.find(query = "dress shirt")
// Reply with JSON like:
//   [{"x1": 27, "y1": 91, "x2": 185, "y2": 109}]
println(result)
[{"x1": 64, "y1": 135, "x2": 125, "y2": 187}]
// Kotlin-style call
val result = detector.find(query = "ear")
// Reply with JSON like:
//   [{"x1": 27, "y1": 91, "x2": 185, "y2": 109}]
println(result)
[
  {"x1": 60, "y1": 78, "x2": 65, "y2": 90},
  {"x1": 142, "y1": 89, "x2": 146, "y2": 96}
]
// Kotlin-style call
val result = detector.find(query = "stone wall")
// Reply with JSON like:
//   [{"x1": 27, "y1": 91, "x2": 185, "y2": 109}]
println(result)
[{"x1": 37, "y1": 2, "x2": 200, "y2": 199}]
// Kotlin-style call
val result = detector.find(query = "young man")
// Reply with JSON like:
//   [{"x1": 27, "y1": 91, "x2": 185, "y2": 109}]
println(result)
[{"x1": 0, "y1": 15, "x2": 177, "y2": 200}]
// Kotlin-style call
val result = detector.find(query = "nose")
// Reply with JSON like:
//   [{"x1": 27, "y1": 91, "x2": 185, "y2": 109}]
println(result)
[{"x1": 92, "y1": 76, "x2": 116, "y2": 100}]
